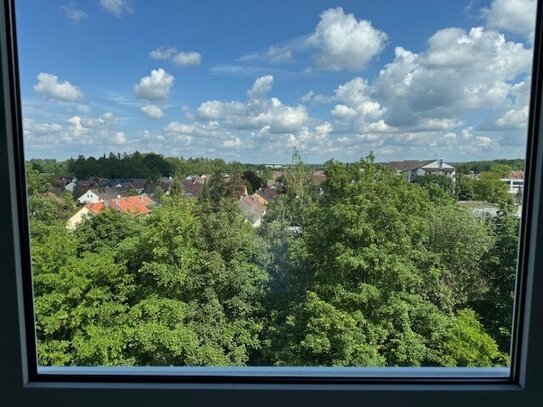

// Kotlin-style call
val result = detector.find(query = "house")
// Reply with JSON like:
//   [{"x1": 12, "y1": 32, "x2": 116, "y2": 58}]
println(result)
[
  {"x1": 66, "y1": 202, "x2": 105, "y2": 230},
  {"x1": 384, "y1": 159, "x2": 456, "y2": 182},
  {"x1": 76, "y1": 189, "x2": 102, "y2": 204},
  {"x1": 182, "y1": 180, "x2": 204, "y2": 198},
  {"x1": 66, "y1": 194, "x2": 157, "y2": 230},
  {"x1": 237, "y1": 195, "x2": 267, "y2": 227},
  {"x1": 64, "y1": 179, "x2": 77, "y2": 193},
  {"x1": 76, "y1": 187, "x2": 128, "y2": 204},
  {"x1": 254, "y1": 186, "x2": 278, "y2": 206},
  {"x1": 501, "y1": 170, "x2": 524, "y2": 195}
]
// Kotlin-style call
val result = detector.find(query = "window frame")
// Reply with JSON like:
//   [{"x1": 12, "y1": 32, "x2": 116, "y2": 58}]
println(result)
[{"x1": 1, "y1": 0, "x2": 543, "y2": 405}]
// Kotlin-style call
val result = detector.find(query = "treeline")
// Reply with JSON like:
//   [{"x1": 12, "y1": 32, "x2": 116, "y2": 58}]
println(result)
[
  {"x1": 30, "y1": 152, "x2": 273, "y2": 181},
  {"x1": 28, "y1": 155, "x2": 518, "y2": 367},
  {"x1": 453, "y1": 159, "x2": 524, "y2": 174}
]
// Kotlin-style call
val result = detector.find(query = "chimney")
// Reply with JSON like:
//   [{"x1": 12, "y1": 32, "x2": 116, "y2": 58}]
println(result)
[{"x1": 439, "y1": 158, "x2": 443, "y2": 169}]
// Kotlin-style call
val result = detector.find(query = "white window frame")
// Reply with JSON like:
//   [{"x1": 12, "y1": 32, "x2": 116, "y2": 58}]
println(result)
[{"x1": 1, "y1": 1, "x2": 543, "y2": 405}]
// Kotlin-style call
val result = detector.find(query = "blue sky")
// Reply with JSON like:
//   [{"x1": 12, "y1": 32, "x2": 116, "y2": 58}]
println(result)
[{"x1": 17, "y1": 0, "x2": 536, "y2": 163}]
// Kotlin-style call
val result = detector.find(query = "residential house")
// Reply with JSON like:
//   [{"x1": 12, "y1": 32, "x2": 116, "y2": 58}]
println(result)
[
  {"x1": 237, "y1": 195, "x2": 267, "y2": 227},
  {"x1": 254, "y1": 186, "x2": 278, "y2": 206},
  {"x1": 76, "y1": 187, "x2": 129, "y2": 204},
  {"x1": 67, "y1": 194, "x2": 157, "y2": 230},
  {"x1": 384, "y1": 159, "x2": 456, "y2": 182},
  {"x1": 501, "y1": 170, "x2": 524, "y2": 196},
  {"x1": 64, "y1": 179, "x2": 77, "y2": 193},
  {"x1": 182, "y1": 180, "x2": 204, "y2": 198}
]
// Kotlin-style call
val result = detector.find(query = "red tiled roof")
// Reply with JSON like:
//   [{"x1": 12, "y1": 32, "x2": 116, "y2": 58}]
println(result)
[
  {"x1": 86, "y1": 202, "x2": 105, "y2": 214},
  {"x1": 84, "y1": 194, "x2": 156, "y2": 216},
  {"x1": 508, "y1": 170, "x2": 524, "y2": 179}
]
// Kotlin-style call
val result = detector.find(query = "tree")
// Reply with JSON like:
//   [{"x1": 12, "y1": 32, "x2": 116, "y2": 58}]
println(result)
[
  {"x1": 473, "y1": 213, "x2": 520, "y2": 353},
  {"x1": 473, "y1": 172, "x2": 514, "y2": 209},
  {"x1": 264, "y1": 158, "x2": 503, "y2": 367}
]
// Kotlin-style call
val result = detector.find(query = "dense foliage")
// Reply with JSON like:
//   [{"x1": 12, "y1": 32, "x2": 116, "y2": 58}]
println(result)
[
  {"x1": 65, "y1": 152, "x2": 273, "y2": 181},
  {"x1": 28, "y1": 155, "x2": 519, "y2": 367}
]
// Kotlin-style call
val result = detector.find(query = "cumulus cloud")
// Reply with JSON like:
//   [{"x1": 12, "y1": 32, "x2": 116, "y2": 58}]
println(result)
[
  {"x1": 23, "y1": 112, "x2": 121, "y2": 154},
  {"x1": 482, "y1": 0, "x2": 537, "y2": 40},
  {"x1": 34, "y1": 73, "x2": 84, "y2": 102},
  {"x1": 223, "y1": 137, "x2": 242, "y2": 148},
  {"x1": 307, "y1": 7, "x2": 387, "y2": 71},
  {"x1": 59, "y1": 2, "x2": 87, "y2": 23},
  {"x1": 134, "y1": 68, "x2": 175, "y2": 101},
  {"x1": 195, "y1": 76, "x2": 309, "y2": 134},
  {"x1": 371, "y1": 27, "x2": 532, "y2": 129},
  {"x1": 248, "y1": 75, "x2": 274, "y2": 99},
  {"x1": 99, "y1": 0, "x2": 133, "y2": 17},
  {"x1": 149, "y1": 46, "x2": 202, "y2": 67},
  {"x1": 141, "y1": 104, "x2": 165, "y2": 119},
  {"x1": 162, "y1": 75, "x2": 328, "y2": 158}
]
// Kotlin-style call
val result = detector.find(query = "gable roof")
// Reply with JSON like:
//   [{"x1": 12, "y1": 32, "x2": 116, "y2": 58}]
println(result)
[
  {"x1": 255, "y1": 187, "x2": 277, "y2": 203},
  {"x1": 83, "y1": 194, "x2": 156, "y2": 216},
  {"x1": 383, "y1": 160, "x2": 435, "y2": 171},
  {"x1": 508, "y1": 170, "x2": 524, "y2": 179},
  {"x1": 238, "y1": 195, "x2": 266, "y2": 224},
  {"x1": 182, "y1": 180, "x2": 204, "y2": 198}
]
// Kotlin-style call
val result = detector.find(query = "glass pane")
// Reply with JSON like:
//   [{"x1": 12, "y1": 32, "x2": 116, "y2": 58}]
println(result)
[{"x1": 17, "y1": 0, "x2": 536, "y2": 370}]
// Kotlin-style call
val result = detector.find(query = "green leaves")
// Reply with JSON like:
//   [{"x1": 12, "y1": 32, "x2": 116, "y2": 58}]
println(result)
[{"x1": 31, "y1": 156, "x2": 513, "y2": 368}]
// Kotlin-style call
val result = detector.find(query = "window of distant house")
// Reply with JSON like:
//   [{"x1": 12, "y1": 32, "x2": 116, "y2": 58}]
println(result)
[{"x1": 18, "y1": 0, "x2": 536, "y2": 373}]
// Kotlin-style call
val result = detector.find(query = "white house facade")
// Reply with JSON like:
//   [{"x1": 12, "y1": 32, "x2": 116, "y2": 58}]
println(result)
[{"x1": 76, "y1": 189, "x2": 101, "y2": 204}]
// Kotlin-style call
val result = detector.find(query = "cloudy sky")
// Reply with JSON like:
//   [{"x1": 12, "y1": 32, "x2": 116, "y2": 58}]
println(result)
[{"x1": 17, "y1": 0, "x2": 536, "y2": 163}]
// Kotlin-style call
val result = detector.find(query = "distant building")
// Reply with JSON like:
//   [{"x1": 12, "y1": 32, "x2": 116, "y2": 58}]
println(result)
[
  {"x1": 254, "y1": 186, "x2": 278, "y2": 206},
  {"x1": 76, "y1": 187, "x2": 128, "y2": 204},
  {"x1": 383, "y1": 159, "x2": 456, "y2": 182},
  {"x1": 64, "y1": 179, "x2": 77, "y2": 193},
  {"x1": 501, "y1": 170, "x2": 524, "y2": 195},
  {"x1": 182, "y1": 180, "x2": 204, "y2": 198},
  {"x1": 67, "y1": 194, "x2": 157, "y2": 230},
  {"x1": 238, "y1": 195, "x2": 267, "y2": 227}
]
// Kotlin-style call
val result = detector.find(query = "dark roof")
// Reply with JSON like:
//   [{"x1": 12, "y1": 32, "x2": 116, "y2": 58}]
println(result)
[
  {"x1": 90, "y1": 187, "x2": 129, "y2": 200},
  {"x1": 255, "y1": 187, "x2": 278, "y2": 203},
  {"x1": 182, "y1": 181, "x2": 204, "y2": 198},
  {"x1": 382, "y1": 160, "x2": 435, "y2": 171}
]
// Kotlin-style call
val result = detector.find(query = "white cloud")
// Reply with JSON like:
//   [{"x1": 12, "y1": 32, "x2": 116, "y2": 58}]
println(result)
[
  {"x1": 173, "y1": 51, "x2": 202, "y2": 67},
  {"x1": 23, "y1": 112, "x2": 118, "y2": 151},
  {"x1": 223, "y1": 137, "x2": 242, "y2": 148},
  {"x1": 372, "y1": 27, "x2": 531, "y2": 129},
  {"x1": 495, "y1": 78, "x2": 531, "y2": 128},
  {"x1": 114, "y1": 132, "x2": 128, "y2": 145},
  {"x1": 149, "y1": 46, "x2": 202, "y2": 67},
  {"x1": 248, "y1": 75, "x2": 274, "y2": 99},
  {"x1": 265, "y1": 46, "x2": 292, "y2": 64},
  {"x1": 134, "y1": 68, "x2": 175, "y2": 101},
  {"x1": 34, "y1": 73, "x2": 84, "y2": 102},
  {"x1": 482, "y1": 0, "x2": 537, "y2": 40},
  {"x1": 59, "y1": 2, "x2": 87, "y2": 23},
  {"x1": 141, "y1": 104, "x2": 165, "y2": 119},
  {"x1": 99, "y1": 0, "x2": 133, "y2": 17},
  {"x1": 307, "y1": 7, "x2": 387, "y2": 71},
  {"x1": 149, "y1": 46, "x2": 178, "y2": 60},
  {"x1": 475, "y1": 135, "x2": 493, "y2": 147}
]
